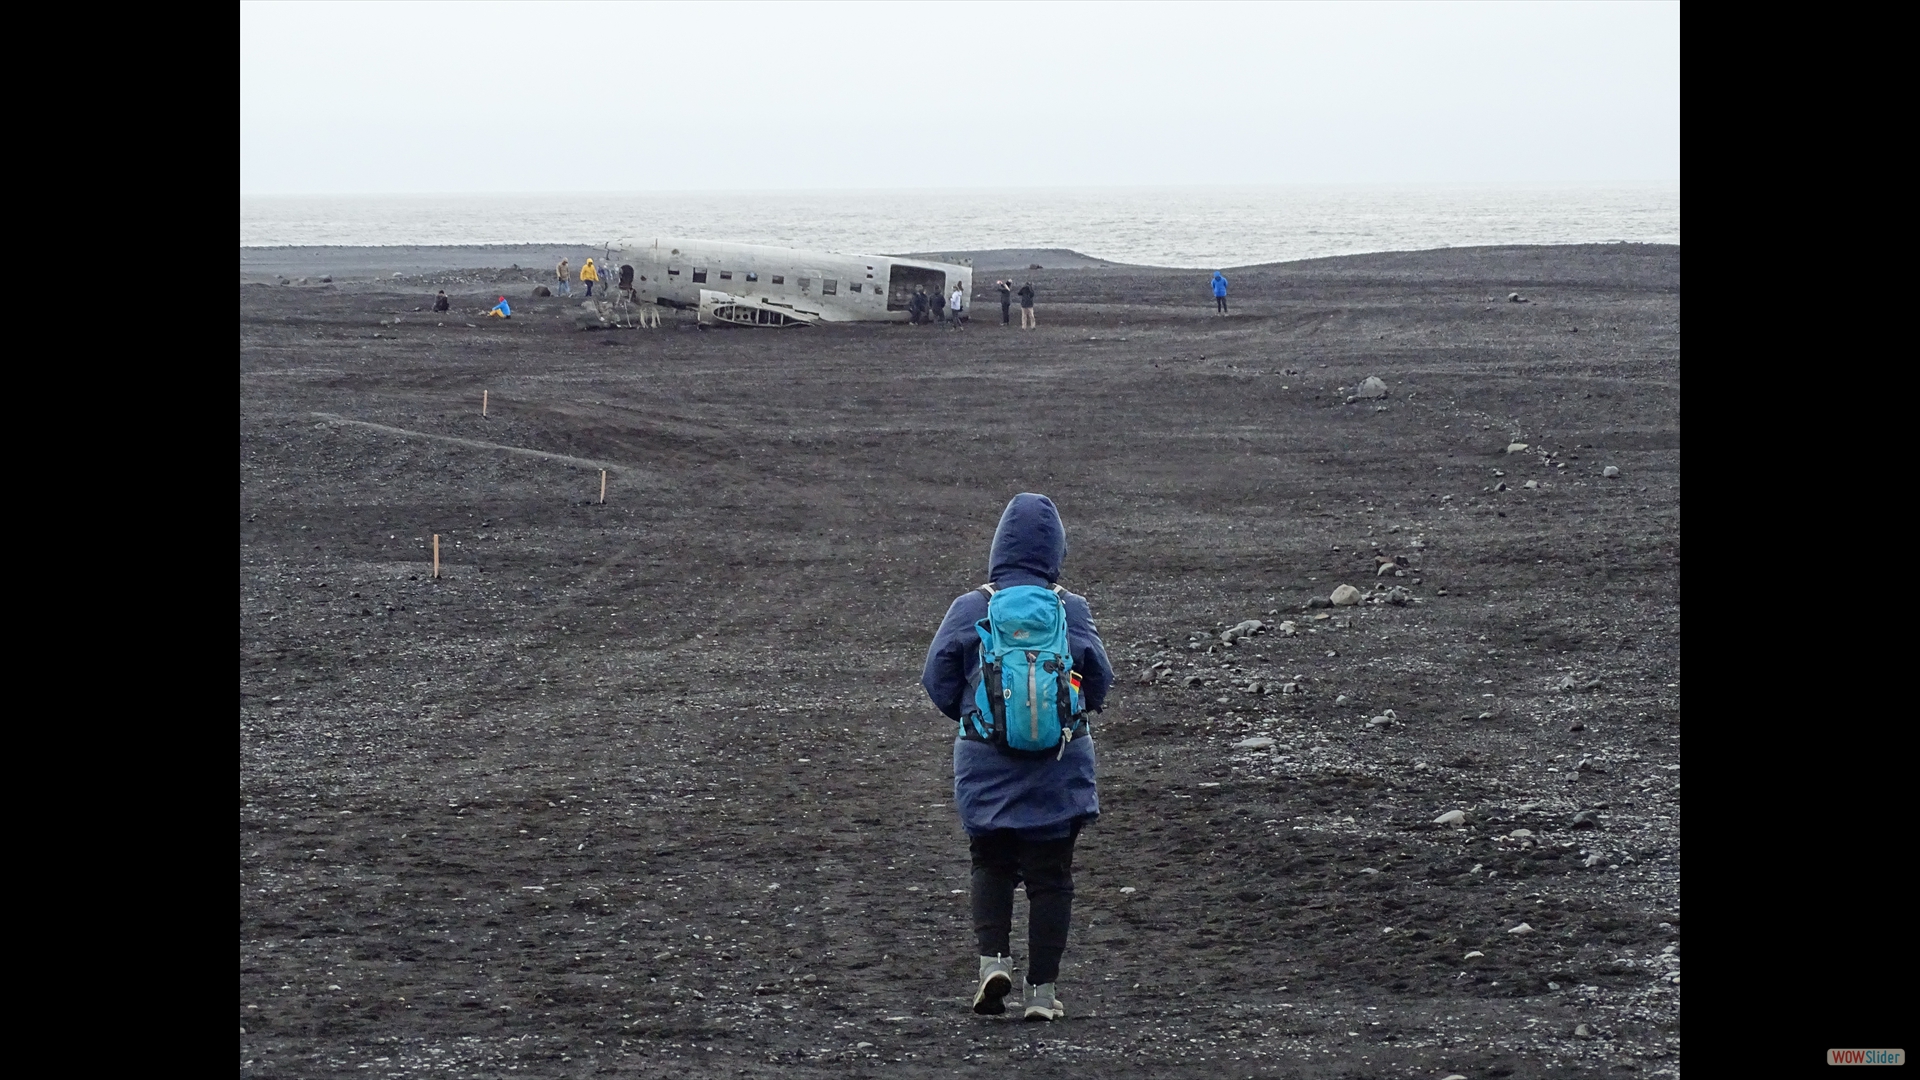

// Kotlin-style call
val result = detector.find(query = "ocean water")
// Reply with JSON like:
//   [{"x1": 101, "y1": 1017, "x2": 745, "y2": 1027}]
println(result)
[{"x1": 239, "y1": 185, "x2": 1678, "y2": 269}]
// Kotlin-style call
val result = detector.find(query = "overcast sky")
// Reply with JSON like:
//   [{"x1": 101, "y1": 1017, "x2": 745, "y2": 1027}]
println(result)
[{"x1": 240, "y1": 1, "x2": 1678, "y2": 194}]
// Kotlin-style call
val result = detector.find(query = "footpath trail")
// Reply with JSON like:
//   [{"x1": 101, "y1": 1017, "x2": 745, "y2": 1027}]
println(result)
[{"x1": 241, "y1": 244, "x2": 1681, "y2": 1079}]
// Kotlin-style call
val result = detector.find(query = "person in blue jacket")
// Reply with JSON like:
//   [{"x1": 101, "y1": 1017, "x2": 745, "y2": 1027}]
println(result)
[
  {"x1": 1211, "y1": 270, "x2": 1229, "y2": 314},
  {"x1": 921, "y1": 493, "x2": 1113, "y2": 1021},
  {"x1": 487, "y1": 296, "x2": 512, "y2": 319}
]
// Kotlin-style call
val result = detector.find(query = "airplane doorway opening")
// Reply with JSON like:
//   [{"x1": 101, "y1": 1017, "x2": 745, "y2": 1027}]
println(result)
[{"x1": 887, "y1": 265, "x2": 946, "y2": 311}]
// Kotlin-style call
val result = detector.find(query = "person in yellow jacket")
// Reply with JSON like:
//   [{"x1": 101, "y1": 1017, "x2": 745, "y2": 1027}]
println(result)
[{"x1": 581, "y1": 258, "x2": 599, "y2": 297}]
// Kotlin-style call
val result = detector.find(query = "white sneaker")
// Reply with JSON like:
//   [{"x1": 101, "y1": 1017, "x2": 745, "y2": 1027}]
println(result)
[
  {"x1": 973, "y1": 955, "x2": 1013, "y2": 1015},
  {"x1": 1022, "y1": 980, "x2": 1064, "y2": 1021}
]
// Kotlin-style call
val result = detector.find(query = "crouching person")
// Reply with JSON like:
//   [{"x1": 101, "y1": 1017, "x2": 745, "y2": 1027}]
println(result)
[{"x1": 921, "y1": 493, "x2": 1113, "y2": 1021}]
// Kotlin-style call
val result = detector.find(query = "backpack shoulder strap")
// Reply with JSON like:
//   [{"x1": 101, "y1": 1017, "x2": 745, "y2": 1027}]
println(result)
[
  {"x1": 975, "y1": 583, "x2": 996, "y2": 599},
  {"x1": 1051, "y1": 584, "x2": 1067, "y2": 598}
]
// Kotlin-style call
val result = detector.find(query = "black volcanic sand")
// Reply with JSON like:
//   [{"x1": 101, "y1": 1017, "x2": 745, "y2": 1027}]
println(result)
[{"x1": 240, "y1": 244, "x2": 1680, "y2": 1079}]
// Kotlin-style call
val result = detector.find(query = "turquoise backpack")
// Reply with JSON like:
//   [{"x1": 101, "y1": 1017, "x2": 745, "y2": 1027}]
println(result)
[{"x1": 966, "y1": 583, "x2": 1087, "y2": 757}]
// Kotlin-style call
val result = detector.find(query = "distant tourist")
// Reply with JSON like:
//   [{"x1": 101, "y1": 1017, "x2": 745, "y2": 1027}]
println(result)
[
  {"x1": 581, "y1": 258, "x2": 599, "y2": 297},
  {"x1": 949, "y1": 284, "x2": 966, "y2": 330},
  {"x1": 909, "y1": 285, "x2": 929, "y2": 324},
  {"x1": 997, "y1": 279, "x2": 1013, "y2": 325},
  {"x1": 487, "y1": 296, "x2": 512, "y2": 319},
  {"x1": 1212, "y1": 270, "x2": 1229, "y2": 314},
  {"x1": 433, "y1": 290, "x2": 450, "y2": 313},
  {"x1": 618, "y1": 264, "x2": 636, "y2": 297},
  {"x1": 920, "y1": 493, "x2": 1112, "y2": 1022},
  {"x1": 556, "y1": 258, "x2": 572, "y2": 297},
  {"x1": 1018, "y1": 281, "x2": 1036, "y2": 329}
]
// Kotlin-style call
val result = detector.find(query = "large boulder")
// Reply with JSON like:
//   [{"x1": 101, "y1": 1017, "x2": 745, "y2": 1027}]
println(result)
[
  {"x1": 1353, "y1": 376, "x2": 1388, "y2": 400},
  {"x1": 1330, "y1": 584, "x2": 1362, "y2": 606}
]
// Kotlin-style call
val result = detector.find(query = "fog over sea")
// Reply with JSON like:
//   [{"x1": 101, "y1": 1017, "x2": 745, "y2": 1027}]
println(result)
[{"x1": 240, "y1": 185, "x2": 1677, "y2": 269}]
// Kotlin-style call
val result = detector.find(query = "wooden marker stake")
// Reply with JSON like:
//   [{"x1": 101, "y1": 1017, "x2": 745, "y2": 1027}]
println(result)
[
  {"x1": 432, "y1": 534, "x2": 441, "y2": 579},
  {"x1": 600, "y1": 469, "x2": 608, "y2": 504},
  {"x1": 482, "y1": 390, "x2": 489, "y2": 417}
]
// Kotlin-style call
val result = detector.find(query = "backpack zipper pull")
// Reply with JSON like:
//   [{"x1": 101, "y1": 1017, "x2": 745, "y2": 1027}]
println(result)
[{"x1": 1057, "y1": 726, "x2": 1072, "y2": 760}]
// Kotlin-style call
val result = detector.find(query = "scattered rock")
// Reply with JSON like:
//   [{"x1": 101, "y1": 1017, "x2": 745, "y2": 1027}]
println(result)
[
  {"x1": 1603, "y1": 465, "x2": 1621, "y2": 478},
  {"x1": 1494, "y1": 481, "x2": 1509, "y2": 492},
  {"x1": 1570, "y1": 810, "x2": 1599, "y2": 829},
  {"x1": 1335, "y1": 694, "x2": 1351, "y2": 706},
  {"x1": 1383, "y1": 585, "x2": 1412, "y2": 605},
  {"x1": 533, "y1": 285, "x2": 552, "y2": 297},
  {"x1": 1506, "y1": 442, "x2": 1530, "y2": 454},
  {"x1": 1508, "y1": 828, "x2": 1533, "y2": 839},
  {"x1": 1353, "y1": 376, "x2": 1388, "y2": 400},
  {"x1": 1330, "y1": 584, "x2": 1362, "y2": 606},
  {"x1": 1462, "y1": 951, "x2": 1484, "y2": 960},
  {"x1": 1183, "y1": 675, "x2": 1206, "y2": 688},
  {"x1": 1235, "y1": 737, "x2": 1276, "y2": 750},
  {"x1": 1508, "y1": 922, "x2": 1535, "y2": 935},
  {"x1": 1433, "y1": 810, "x2": 1467, "y2": 826},
  {"x1": 1307, "y1": 596, "x2": 1333, "y2": 609},
  {"x1": 1220, "y1": 619, "x2": 1265, "y2": 645},
  {"x1": 318, "y1": 275, "x2": 332, "y2": 283},
  {"x1": 1523, "y1": 479, "x2": 1539, "y2": 490},
  {"x1": 1508, "y1": 292, "x2": 1527, "y2": 302},
  {"x1": 1568, "y1": 721, "x2": 1585, "y2": 732},
  {"x1": 1119, "y1": 886, "x2": 1136, "y2": 894},
  {"x1": 1275, "y1": 620, "x2": 1297, "y2": 636},
  {"x1": 1575, "y1": 1023, "x2": 1593, "y2": 1038},
  {"x1": 1583, "y1": 854, "x2": 1606, "y2": 868}
]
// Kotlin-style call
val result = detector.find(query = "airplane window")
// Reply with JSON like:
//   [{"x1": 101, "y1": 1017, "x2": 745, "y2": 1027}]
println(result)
[
  {"x1": 797, "y1": 276, "x2": 811, "y2": 291},
  {"x1": 719, "y1": 270, "x2": 732, "y2": 280},
  {"x1": 745, "y1": 272, "x2": 758, "y2": 282},
  {"x1": 823, "y1": 279, "x2": 837, "y2": 295},
  {"x1": 693, "y1": 268, "x2": 708, "y2": 283},
  {"x1": 849, "y1": 282, "x2": 862, "y2": 293},
  {"x1": 668, "y1": 267, "x2": 680, "y2": 276},
  {"x1": 771, "y1": 275, "x2": 784, "y2": 285}
]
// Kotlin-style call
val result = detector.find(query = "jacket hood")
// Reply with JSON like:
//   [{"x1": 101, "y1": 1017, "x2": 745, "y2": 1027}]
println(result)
[{"x1": 988, "y1": 493, "x2": 1067, "y2": 584}]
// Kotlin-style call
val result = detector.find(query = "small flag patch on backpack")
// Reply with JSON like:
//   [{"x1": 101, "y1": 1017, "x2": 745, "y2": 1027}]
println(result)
[{"x1": 1070, "y1": 672, "x2": 1083, "y2": 692}]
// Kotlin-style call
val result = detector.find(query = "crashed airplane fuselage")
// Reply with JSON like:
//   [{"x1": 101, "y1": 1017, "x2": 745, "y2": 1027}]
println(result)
[{"x1": 597, "y1": 238, "x2": 970, "y2": 327}]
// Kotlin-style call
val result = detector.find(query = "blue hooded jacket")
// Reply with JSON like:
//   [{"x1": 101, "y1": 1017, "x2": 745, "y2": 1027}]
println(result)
[
  {"x1": 1211, "y1": 272, "x2": 1228, "y2": 297},
  {"x1": 921, "y1": 494, "x2": 1113, "y2": 838}
]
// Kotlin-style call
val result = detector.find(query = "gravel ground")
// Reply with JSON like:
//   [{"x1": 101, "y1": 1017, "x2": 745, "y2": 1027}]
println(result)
[{"x1": 240, "y1": 243, "x2": 1680, "y2": 1078}]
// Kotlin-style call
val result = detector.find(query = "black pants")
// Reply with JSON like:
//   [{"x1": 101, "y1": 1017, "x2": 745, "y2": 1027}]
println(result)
[
  {"x1": 1001, "y1": 301, "x2": 1011, "y2": 324},
  {"x1": 1216, "y1": 295, "x2": 1227, "y2": 313},
  {"x1": 970, "y1": 824, "x2": 1081, "y2": 984}
]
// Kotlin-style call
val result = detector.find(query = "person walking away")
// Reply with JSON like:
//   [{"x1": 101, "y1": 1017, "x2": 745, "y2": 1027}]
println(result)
[
  {"x1": 998, "y1": 279, "x2": 1013, "y2": 325},
  {"x1": 1211, "y1": 270, "x2": 1228, "y2": 314},
  {"x1": 910, "y1": 285, "x2": 929, "y2": 325},
  {"x1": 557, "y1": 258, "x2": 572, "y2": 297},
  {"x1": 581, "y1": 258, "x2": 599, "y2": 297},
  {"x1": 433, "y1": 290, "x2": 450, "y2": 313},
  {"x1": 949, "y1": 284, "x2": 966, "y2": 329},
  {"x1": 1017, "y1": 281, "x2": 1036, "y2": 329},
  {"x1": 921, "y1": 493, "x2": 1113, "y2": 1021}
]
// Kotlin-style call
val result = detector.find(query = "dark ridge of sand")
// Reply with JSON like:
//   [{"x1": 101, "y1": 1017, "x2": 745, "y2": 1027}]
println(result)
[
  {"x1": 240, "y1": 241, "x2": 1676, "y2": 284},
  {"x1": 889, "y1": 248, "x2": 1130, "y2": 271},
  {"x1": 239, "y1": 244, "x2": 1129, "y2": 281}
]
